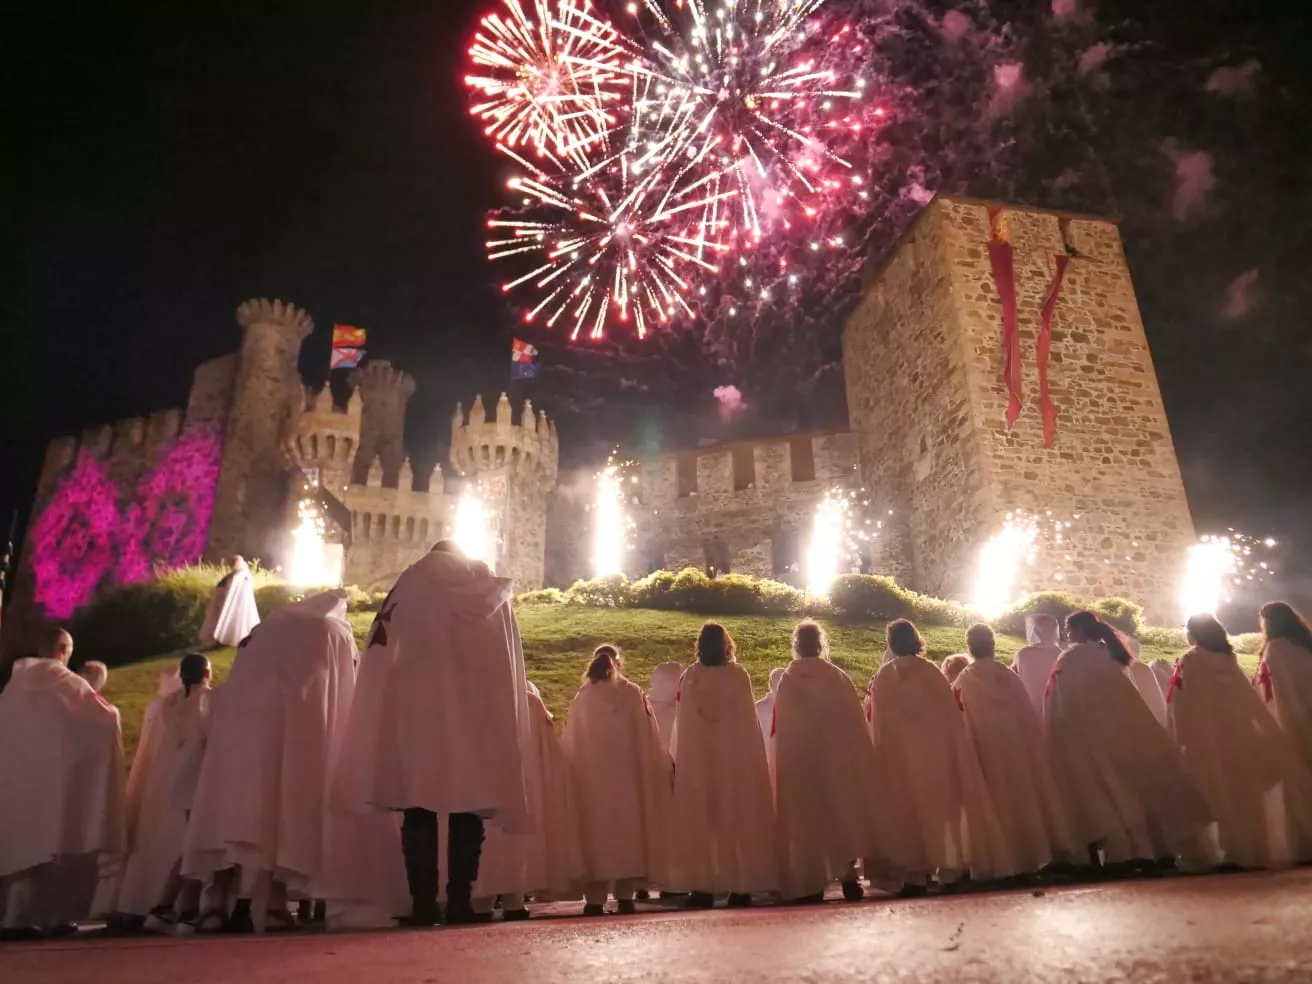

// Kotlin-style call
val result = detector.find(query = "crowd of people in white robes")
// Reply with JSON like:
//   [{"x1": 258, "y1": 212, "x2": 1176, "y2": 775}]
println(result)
[{"x1": 5, "y1": 546, "x2": 1312, "y2": 939}]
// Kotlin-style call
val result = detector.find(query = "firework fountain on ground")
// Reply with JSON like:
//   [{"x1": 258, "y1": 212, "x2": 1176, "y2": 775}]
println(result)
[
  {"x1": 288, "y1": 501, "x2": 335, "y2": 587},
  {"x1": 1178, "y1": 531, "x2": 1278, "y2": 622},
  {"x1": 969, "y1": 511, "x2": 1078, "y2": 618},
  {"x1": 454, "y1": 491, "x2": 496, "y2": 570},
  {"x1": 803, "y1": 488, "x2": 880, "y2": 595}
]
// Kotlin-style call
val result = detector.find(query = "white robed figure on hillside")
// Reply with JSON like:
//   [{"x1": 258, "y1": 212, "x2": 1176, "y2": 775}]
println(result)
[
  {"x1": 1013, "y1": 614, "x2": 1062, "y2": 718},
  {"x1": 1123, "y1": 635, "x2": 1169, "y2": 728},
  {"x1": 333, "y1": 542, "x2": 529, "y2": 926},
  {"x1": 951, "y1": 624, "x2": 1078, "y2": 875},
  {"x1": 1046, "y1": 610, "x2": 1214, "y2": 867},
  {"x1": 100, "y1": 654, "x2": 213, "y2": 927},
  {"x1": 0, "y1": 628, "x2": 125, "y2": 937},
  {"x1": 1149, "y1": 658, "x2": 1175, "y2": 698},
  {"x1": 198, "y1": 555, "x2": 260, "y2": 648},
  {"x1": 755, "y1": 666, "x2": 785, "y2": 748},
  {"x1": 562, "y1": 647, "x2": 671, "y2": 914},
  {"x1": 770, "y1": 621, "x2": 881, "y2": 902},
  {"x1": 1254, "y1": 602, "x2": 1312, "y2": 781},
  {"x1": 470, "y1": 681, "x2": 583, "y2": 918},
  {"x1": 647, "y1": 662, "x2": 683, "y2": 756},
  {"x1": 182, "y1": 590, "x2": 406, "y2": 932},
  {"x1": 667, "y1": 623, "x2": 779, "y2": 905},
  {"x1": 865, "y1": 620, "x2": 1009, "y2": 892},
  {"x1": 1171, "y1": 614, "x2": 1312, "y2": 867}
]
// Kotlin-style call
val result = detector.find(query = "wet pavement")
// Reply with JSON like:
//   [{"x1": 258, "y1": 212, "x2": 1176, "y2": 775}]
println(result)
[{"x1": 5, "y1": 869, "x2": 1311, "y2": 983}]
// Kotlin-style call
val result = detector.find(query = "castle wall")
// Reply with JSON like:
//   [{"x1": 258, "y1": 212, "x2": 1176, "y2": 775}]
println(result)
[
  {"x1": 545, "y1": 431, "x2": 865, "y2": 587},
  {"x1": 341, "y1": 477, "x2": 454, "y2": 591}
]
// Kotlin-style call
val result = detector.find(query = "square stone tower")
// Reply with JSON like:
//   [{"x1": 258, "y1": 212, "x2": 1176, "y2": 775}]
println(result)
[{"x1": 843, "y1": 196, "x2": 1195, "y2": 621}]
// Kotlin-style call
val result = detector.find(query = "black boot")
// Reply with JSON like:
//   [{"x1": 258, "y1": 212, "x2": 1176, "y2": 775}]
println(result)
[
  {"x1": 400, "y1": 808, "x2": 440, "y2": 926},
  {"x1": 445, "y1": 812, "x2": 490, "y2": 925}
]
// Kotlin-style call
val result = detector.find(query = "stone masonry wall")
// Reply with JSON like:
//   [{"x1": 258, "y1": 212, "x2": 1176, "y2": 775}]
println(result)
[
  {"x1": 545, "y1": 431, "x2": 865, "y2": 588},
  {"x1": 843, "y1": 203, "x2": 990, "y2": 599},
  {"x1": 342, "y1": 477, "x2": 454, "y2": 590},
  {"x1": 937, "y1": 198, "x2": 1195, "y2": 621}
]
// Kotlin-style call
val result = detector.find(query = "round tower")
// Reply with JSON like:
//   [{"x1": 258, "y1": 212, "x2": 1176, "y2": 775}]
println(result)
[
  {"x1": 291, "y1": 384, "x2": 363, "y2": 496},
  {"x1": 349, "y1": 360, "x2": 416, "y2": 489},
  {"x1": 450, "y1": 394, "x2": 558, "y2": 590},
  {"x1": 207, "y1": 298, "x2": 313, "y2": 562}
]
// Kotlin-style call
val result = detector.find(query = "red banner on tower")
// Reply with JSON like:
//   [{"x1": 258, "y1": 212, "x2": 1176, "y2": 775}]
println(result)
[
  {"x1": 987, "y1": 240, "x2": 1022, "y2": 430},
  {"x1": 1038, "y1": 254, "x2": 1071, "y2": 448}
]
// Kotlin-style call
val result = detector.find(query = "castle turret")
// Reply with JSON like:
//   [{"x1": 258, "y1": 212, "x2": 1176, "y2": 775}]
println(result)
[
  {"x1": 349, "y1": 361, "x2": 415, "y2": 489},
  {"x1": 451, "y1": 394, "x2": 558, "y2": 590},
  {"x1": 207, "y1": 298, "x2": 313, "y2": 562},
  {"x1": 291, "y1": 382, "x2": 363, "y2": 496}
]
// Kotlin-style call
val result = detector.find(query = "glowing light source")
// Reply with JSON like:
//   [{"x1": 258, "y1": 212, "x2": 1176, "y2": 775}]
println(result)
[
  {"x1": 454, "y1": 492, "x2": 495, "y2": 570},
  {"x1": 1178, "y1": 531, "x2": 1278, "y2": 620},
  {"x1": 287, "y1": 502, "x2": 334, "y2": 587},
  {"x1": 591, "y1": 462, "x2": 627, "y2": 577},
  {"x1": 971, "y1": 513, "x2": 1039, "y2": 618},
  {"x1": 804, "y1": 491, "x2": 848, "y2": 595}
]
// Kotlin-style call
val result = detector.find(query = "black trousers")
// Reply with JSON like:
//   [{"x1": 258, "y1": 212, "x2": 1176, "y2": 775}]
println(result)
[{"x1": 400, "y1": 808, "x2": 485, "y2": 911}]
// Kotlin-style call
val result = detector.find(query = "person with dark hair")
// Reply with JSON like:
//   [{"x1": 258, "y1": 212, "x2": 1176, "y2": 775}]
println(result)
[
  {"x1": 865, "y1": 619, "x2": 1009, "y2": 895},
  {"x1": 101, "y1": 653, "x2": 214, "y2": 932},
  {"x1": 1014, "y1": 614, "x2": 1062, "y2": 718},
  {"x1": 771, "y1": 621, "x2": 880, "y2": 903},
  {"x1": 562, "y1": 646, "x2": 670, "y2": 916},
  {"x1": 1169, "y1": 613, "x2": 1312, "y2": 868},
  {"x1": 667, "y1": 622, "x2": 778, "y2": 907},
  {"x1": 333, "y1": 542, "x2": 530, "y2": 927},
  {"x1": 1045, "y1": 610, "x2": 1213, "y2": 873},
  {"x1": 0, "y1": 627, "x2": 125, "y2": 939},
  {"x1": 952, "y1": 624, "x2": 1078, "y2": 878},
  {"x1": 1256, "y1": 601, "x2": 1312, "y2": 779}
]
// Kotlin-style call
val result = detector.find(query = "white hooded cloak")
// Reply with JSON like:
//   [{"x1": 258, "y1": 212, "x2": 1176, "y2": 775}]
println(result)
[
  {"x1": 1170, "y1": 646, "x2": 1312, "y2": 867},
  {"x1": 953, "y1": 658, "x2": 1078, "y2": 874},
  {"x1": 0, "y1": 658, "x2": 125, "y2": 927},
  {"x1": 333, "y1": 551, "x2": 529, "y2": 829},
  {"x1": 1045, "y1": 642, "x2": 1214, "y2": 863},
  {"x1": 770, "y1": 657, "x2": 882, "y2": 898},
  {"x1": 183, "y1": 591, "x2": 405, "y2": 926},
  {"x1": 1149, "y1": 658, "x2": 1174, "y2": 698},
  {"x1": 562, "y1": 676, "x2": 670, "y2": 888},
  {"x1": 1256, "y1": 638, "x2": 1312, "y2": 780},
  {"x1": 865, "y1": 655, "x2": 1009, "y2": 885},
  {"x1": 755, "y1": 666, "x2": 785, "y2": 748},
  {"x1": 647, "y1": 662, "x2": 683, "y2": 756},
  {"x1": 1013, "y1": 616, "x2": 1062, "y2": 719},
  {"x1": 667, "y1": 662, "x2": 779, "y2": 894},
  {"x1": 198, "y1": 564, "x2": 260, "y2": 648}
]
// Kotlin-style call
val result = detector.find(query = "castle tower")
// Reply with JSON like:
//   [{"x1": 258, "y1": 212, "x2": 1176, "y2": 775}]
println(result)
[
  {"x1": 291, "y1": 383, "x2": 363, "y2": 496},
  {"x1": 843, "y1": 197, "x2": 1194, "y2": 621},
  {"x1": 207, "y1": 298, "x2": 313, "y2": 562},
  {"x1": 349, "y1": 361, "x2": 415, "y2": 489},
  {"x1": 451, "y1": 394, "x2": 559, "y2": 590}
]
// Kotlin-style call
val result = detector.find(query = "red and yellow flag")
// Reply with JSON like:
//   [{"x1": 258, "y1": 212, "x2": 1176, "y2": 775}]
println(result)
[{"x1": 332, "y1": 325, "x2": 367, "y2": 348}]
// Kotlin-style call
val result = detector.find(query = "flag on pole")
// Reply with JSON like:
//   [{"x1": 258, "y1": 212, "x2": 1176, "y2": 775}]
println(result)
[
  {"x1": 333, "y1": 325, "x2": 367, "y2": 348},
  {"x1": 511, "y1": 338, "x2": 540, "y2": 379},
  {"x1": 331, "y1": 347, "x2": 366, "y2": 370}
]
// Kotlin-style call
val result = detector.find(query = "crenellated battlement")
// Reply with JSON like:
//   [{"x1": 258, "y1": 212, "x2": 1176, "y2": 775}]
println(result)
[
  {"x1": 236, "y1": 297, "x2": 314, "y2": 339},
  {"x1": 449, "y1": 393, "x2": 558, "y2": 487}
]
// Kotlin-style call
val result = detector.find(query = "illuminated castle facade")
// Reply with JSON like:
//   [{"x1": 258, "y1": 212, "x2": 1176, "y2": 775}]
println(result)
[{"x1": 4, "y1": 197, "x2": 1195, "y2": 652}]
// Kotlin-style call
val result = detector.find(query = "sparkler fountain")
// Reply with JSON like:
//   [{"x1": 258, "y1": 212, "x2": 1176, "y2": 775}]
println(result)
[
  {"x1": 591, "y1": 463, "x2": 627, "y2": 577},
  {"x1": 454, "y1": 492, "x2": 495, "y2": 570}
]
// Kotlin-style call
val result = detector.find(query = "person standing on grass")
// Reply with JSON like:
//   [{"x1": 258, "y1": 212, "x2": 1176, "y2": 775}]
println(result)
[
  {"x1": 198, "y1": 556, "x2": 260, "y2": 649},
  {"x1": 667, "y1": 622, "x2": 779, "y2": 908},
  {"x1": 952, "y1": 623, "x2": 1078, "y2": 877},
  {"x1": 0, "y1": 627, "x2": 125, "y2": 940},
  {"x1": 754, "y1": 666, "x2": 785, "y2": 749},
  {"x1": 1254, "y1": 601, "x2": 1312, "y2": 778},
  {"x1": 333, "y1": 541, "x2": 530, "y2": 927},
  {"x1": 646, "y1": 661, "x2": 683, "y2": 756},
  {"x1": 562, "y1": 646, "x2": 670, "y2": 916},
  {"x1": 1171, "y1": 613, "x2": 1312, "y2": 868},
  {"x1": 1013, "y1": 614, "x2": 1062, "y2": 718},
  {"x1": 1045, "y1": 610, "x2": 1214, "y2": 873},
  {"x1": 865, "y1": 619, "x2": 1009, "y2": 896},
  {"x1": 770, "y1": 620, "x2": 880, "y2": 903}
]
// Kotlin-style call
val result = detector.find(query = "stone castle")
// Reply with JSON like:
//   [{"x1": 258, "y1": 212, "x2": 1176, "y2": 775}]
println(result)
[{"x1": 6, "y1": 197, "x2": 1196, "y2": 643}]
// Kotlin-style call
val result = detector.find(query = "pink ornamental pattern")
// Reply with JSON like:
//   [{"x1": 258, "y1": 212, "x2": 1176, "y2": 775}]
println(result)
[
  {"x1": 115, "y1": 426, "x2": 223, "y2": 584},
  {"x1": 30, "y1": 451, "x2": 122, "y2": 619}
]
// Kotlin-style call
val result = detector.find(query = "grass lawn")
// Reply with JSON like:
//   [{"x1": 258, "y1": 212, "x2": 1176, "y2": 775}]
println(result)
[{"x1": 100, "y1": 605, "x2": 1205, "y2": 757}]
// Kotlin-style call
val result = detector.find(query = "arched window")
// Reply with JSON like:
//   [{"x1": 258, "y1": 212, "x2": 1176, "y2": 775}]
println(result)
[
  {"x1": 405, "y1": 516, "x2": 415, "y2": 541},
  {"x1": 391, "y1": 515, "x2": 401, "y2": 539},
  {"x1": 342, "y1": 438, "x2": 354, "y2": 462},
  {"x1": 326, "y1": 435, "x2": 336, "y2": 459},
  {"x1": 419, "y1": 518, "x2": 430, "y2": 543},
  {"x1": 310, "y1": 434, "x2": 319, "y2": 459}
]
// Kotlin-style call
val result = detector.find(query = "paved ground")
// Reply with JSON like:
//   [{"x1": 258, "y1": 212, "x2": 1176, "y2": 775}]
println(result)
[{"x1": 6, "y1": 870, "x2": 1312, "y2": 983}]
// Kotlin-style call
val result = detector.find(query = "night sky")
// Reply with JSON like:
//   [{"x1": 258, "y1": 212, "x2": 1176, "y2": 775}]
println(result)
[{"x1": 3, "y1": 1, "x2": 1310, "y2": 604}]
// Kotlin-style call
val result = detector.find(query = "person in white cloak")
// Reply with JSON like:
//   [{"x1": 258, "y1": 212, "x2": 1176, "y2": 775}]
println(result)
[
  {"x1": 865, "y1": 619, "x2": 1009, "y2": 895},
  {"x1": 1122, "y1": 634, "x2": 1170, "y2": 729},
  {"x1": 563, "y1": 646, "x2": 670, "y2": 915},
  {"x1": 333, "y1": 541, "x2": 530, "y2": 927},
  {"x1": 952, "y1": 623, "x2": 1078, "y2": 876},
  {"x1": 469, "y1": 680, "x2": 583, "y2": 919},
  {"x1": 182, "y1": 590, "x2": 406, "y2": 933},
  {"x1": 770, "y1": 621, "x2": 880, "y2": 903},
  {"x1": 1149, "y1": 658, "x2": 1175, "y2": 698},
  {"x1": 1255, "y1": 601, "x2": 1312, "y2": 780},
  {"x1": 647, "y1": 661, "x2": 683, "y2": 756},
  {"x1": 1045, "y1": 610, "x2": 1214, "y2": 872},
  {"x1": 754, "y1": 666, "x2": 785, "y2": 748},
  {"x1": 198, "y1": 555, "x2": 260, "y2": 648},
  {"x1": 100, "y1": 653, "x2": 213, "y2": 932},
  {"x1": 1013, "y1": 614, "x2": 1062, "y2": 718},
  {"x1": 0, "y1": 627, "x2": 125, "y2": 940},
  {"x1": 940, "y1": 654, "x2": 969, "y2": 687},
  {"x1": 77, "y1": 660, "x2": 109, "y2": 693},
  {"x1": 668, "y1": 623, "x2": 779, "y2": 907},
  {"x1": 1170, "y1": 613, "x2": 1312, "y2": 867}
]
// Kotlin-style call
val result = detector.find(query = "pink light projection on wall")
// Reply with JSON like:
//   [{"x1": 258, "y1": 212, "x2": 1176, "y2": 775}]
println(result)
[
  {"x1": 29, "y1": 451, "x2": 122, "y2": 619},
  {"x1": 30, "y1": 425, "x2": 225, "y2": 619},
  {"x1": 115, "y1": 426, "x2": 223, "y2": 584}
]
